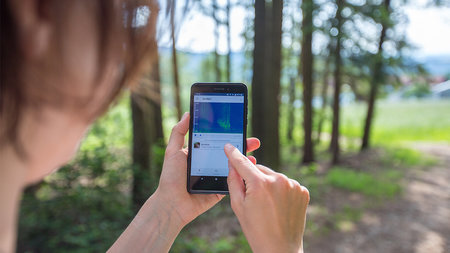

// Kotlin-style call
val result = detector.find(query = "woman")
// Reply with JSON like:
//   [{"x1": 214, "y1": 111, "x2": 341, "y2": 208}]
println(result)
[{"x1": 0, "y1": 1, "x2": 309, "y2": 252}]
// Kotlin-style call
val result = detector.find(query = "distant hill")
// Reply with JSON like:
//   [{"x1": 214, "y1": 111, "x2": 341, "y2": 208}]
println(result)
[
  {"x1": 158, "y1": 47, "x2": 249, "y2": 82},
  {"x1": 416, "y1": 54, "x2": 450, "y2": 76},
  {"x1": 158, "y1": 47, "x2": 450, "y2": 78}
]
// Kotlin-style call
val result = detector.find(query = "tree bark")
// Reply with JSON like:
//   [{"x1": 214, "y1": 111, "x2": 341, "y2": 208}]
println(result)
[
  {"x1": 265, "y1": 0, "x2": 282, "y2": 169},
  {"x1": 131, "y1": 92, "x2": 151, "y2": 211},
  {"x1": 316, "y1": 57, "x2": 330, "y2": 144},
  {"x1": 361, "y1": 0, "x2": 390, "y2": 150},
  {"x1": 301, "y1": 0, "x2": 315, "y2": 163},
  {"x1": 252, "y1": 0, "x2": 283, "y2": 169},
  {"x1": 330, "y1": 0, "x2": 344, "y2": 164},
  {"x1": 251, "y1": 0, "x2": 265, "y2": 158},
  {"x1": 252, "y1": 0, "x2": 282, "y2": 170},
  {"x1": 287, "y1": 76, "x2": 296, "y2": 142},
  {"x1": 170, "y1": 0, "x2": 182, "y2": 120},
  {"x1": 131, "y1": 1, "x2": 164, "y2": 211},
  {"x1": 131, "y1": 60, "x2": 164, "y2": 211}
]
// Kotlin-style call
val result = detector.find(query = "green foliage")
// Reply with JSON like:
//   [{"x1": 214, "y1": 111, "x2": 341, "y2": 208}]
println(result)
[
  {"x1": 81, "y1": 96, "x2": 132, "y2": 150},
  {"x1": 337, "y1": 100, "x2": 450, "y2": 143},
  {"x1": 18, "y1": 145, "x2": 133, "y2": 252},
  {"x1": 402, "y1": 83, "x2": 431, "y2": 98},
  {"x1": 381, "y1": 146, "x2": 436, "y2": 167},
  {"x1": 18, "y1": 99, "x2": 134, "y2": 252},
  {"x1": 334, "y1": 206, "x2": 363, "y2": 223},
  {"x1": 171, "y1": 233, "x2": 251, "y2": 253},
  {"x1": 326, "y1": 167, "x2": 402, "y2": 198}
]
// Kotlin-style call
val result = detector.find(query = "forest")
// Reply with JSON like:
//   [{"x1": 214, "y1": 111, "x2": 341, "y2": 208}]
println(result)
[{"x1": 18, "y1": 0, "x2": 450, "y2": 252}]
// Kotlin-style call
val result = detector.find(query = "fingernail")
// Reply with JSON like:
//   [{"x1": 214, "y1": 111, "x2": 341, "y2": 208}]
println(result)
[
  {"x1": 224, "y1": 143, "x2": 234, "y2": 152},
  {"x1": 181, "y1": 112, "x2": 188, "y2": 121}
]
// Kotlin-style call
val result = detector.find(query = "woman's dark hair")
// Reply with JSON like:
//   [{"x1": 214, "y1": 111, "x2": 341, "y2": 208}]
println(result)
[{"x1": 0, "y1": 0, "x2": 159, "y2": 155}]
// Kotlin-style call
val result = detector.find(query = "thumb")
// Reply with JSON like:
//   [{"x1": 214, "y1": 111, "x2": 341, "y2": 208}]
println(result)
[
  {"x1": 166, "y1": 112, "x2": 189, "y2": 156},
  {"x1": 227, "y1": 163, "x2": 245, "y2": 208}
]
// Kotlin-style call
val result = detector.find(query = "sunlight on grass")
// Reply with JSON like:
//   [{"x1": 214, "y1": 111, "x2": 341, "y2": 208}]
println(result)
[
  {"x1": 172, "y1": 233, "x2": 251, "y2": 253},
  {"x1": 381, "y1": 146, "x2": 436, "y2": 167},
  {"x1": 333, "y1": 206, "x2": 362, "y2": 232},
  {"x1": 326, "y1": 167, "x2": 402, "y2": 198},
  {"x1": 339, "y1": 100, "x2": 450, "y2": 144}
]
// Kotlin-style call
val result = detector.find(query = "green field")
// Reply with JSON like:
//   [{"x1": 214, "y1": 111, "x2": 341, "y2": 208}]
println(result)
[{"x1": 338, "y1": 99, "x2": 450, "y2": 144}]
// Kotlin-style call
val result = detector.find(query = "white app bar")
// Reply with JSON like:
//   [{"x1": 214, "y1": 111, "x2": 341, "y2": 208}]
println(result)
[{"x1": 194, "y1": 95, "x2": 243, "y2": 103}]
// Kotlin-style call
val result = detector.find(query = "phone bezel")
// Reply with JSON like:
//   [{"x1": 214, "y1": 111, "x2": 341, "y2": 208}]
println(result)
[{"x1": 187, "y1": 83, "x2": 248, "y2": 194}]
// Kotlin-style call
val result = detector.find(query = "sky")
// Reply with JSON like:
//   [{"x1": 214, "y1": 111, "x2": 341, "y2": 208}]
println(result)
[
  {"x1": 162, "y1": 0, "x2": 450, "y2": 58},
  {"x1": 404, "y1": 5, "x2": 450, "y2": 57}
]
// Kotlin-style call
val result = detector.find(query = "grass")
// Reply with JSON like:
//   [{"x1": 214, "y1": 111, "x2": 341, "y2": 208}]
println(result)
[
  {"x1": 333, "y1": 206, "x2": 363, "y2": 232},
  {"x1": 381, "y1": 146, "x2": 436, "y2": 167},
  {"x1": 338, "y1": 100, "x2": 450, "y2": 144},
  {"x1": 326, "y1": 167, "x2": 402, "y2": 198},
  {"x1": 172, "y1": 233, "x2": 251, "y2": 253}
]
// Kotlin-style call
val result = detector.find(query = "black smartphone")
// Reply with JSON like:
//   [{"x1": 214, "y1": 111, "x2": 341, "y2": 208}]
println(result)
[{"x1": 187, "y1": 83, "x2": 248, "y2": 194}]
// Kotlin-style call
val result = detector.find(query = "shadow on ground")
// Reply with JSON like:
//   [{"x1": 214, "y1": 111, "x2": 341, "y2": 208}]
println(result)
[{"x1": 304, "y1": 143, "x2": 450, "y2": 253}]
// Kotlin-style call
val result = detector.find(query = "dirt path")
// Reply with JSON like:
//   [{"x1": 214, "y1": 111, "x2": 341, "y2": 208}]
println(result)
[{"x1": 305, "y1": 143, "x2": 450, "y2": 253}]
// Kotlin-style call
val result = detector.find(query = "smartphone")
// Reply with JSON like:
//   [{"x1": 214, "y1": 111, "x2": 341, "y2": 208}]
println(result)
[{"x1": 187, "y1": 83, "x2": 248, "y2": 194}]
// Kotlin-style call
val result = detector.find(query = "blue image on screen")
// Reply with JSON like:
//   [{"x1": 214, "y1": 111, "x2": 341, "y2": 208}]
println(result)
[{"x1": 193, "y1": 102, "x2": 244, "y2": 134}]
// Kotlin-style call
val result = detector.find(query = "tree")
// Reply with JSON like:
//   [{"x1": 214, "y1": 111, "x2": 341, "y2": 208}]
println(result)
[
  {"x1": 300, "y1": 0, "x2": 315, "y2": 163},
  {"x1": 287, "y1": 77, "x2": 296, "y2": 142},
  {"x1": 226, "y1": 0, "x2": 232, "y2": 81},
  {"x1": 251, "y1": 0, "x2": 266, "y2": 163},
  {"x1": 252, "y1": 0, "x2": 283, "y2": 169},
  {"x1": 212, "y1": 0, "x2": 222, "y2": 81},
  {"x1": 170, "y1": 0, "x2": 182, "y2": 120},
  {"x1": 361, "y1": 0, "x2": 391, "y2": 150},
  {"x1": 131, "y1": 1, "x2": 164, "y2": 211},
  {"x1": 316, "y1": 55, "x2": 330, "y2": 144},
  {"x1": 330, "y1": 0, "x2": 344, "y2": 164}
]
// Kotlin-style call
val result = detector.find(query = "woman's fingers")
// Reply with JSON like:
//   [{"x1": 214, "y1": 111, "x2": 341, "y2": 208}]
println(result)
[
  {"x1": 255, "y1": 164, "x2": 275, "y2": 175},
  {"x1": 227, "y1": 163, "x2": 245, "y2": 204},
  {"x1": 246, "y1": 138, "x2": 261, "y2": 153},
  {"x1": 224, "y1": 143, "x2": 261, "y2": 181},
  {"x1": 247, "y1": 156, "x2": 257, "y2": 165}
]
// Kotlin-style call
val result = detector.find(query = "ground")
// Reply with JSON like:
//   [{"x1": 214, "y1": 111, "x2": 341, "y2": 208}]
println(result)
[
  {"x1": 173, "y1": 142, "x2": 450, "y2": 252},
  {"x1": 304, "y1": 143, "x2": 450, "y2": 253}
]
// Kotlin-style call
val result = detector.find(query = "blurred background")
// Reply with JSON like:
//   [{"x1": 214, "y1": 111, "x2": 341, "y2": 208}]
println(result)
[{"x1": 18, "y1": 0, "x2": 449, "y2": 252}]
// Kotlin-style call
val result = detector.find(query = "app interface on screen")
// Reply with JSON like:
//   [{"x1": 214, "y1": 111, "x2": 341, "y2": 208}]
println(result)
[{"x1": 191, "y1": 93, "x2": 244, "y2": 177}]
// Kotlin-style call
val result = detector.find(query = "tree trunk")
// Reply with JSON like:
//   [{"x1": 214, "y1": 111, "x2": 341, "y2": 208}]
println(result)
[
  {"x1": 131, "y1": 63, "x2": 164, "y2": 211},
  {"x1": 361, "y1": 0, "x2": 390, "y2": 150},
  {"x1": 301, "y1": 0, "x2": 315, "y2": 163},
  {"x1": 226, "y1": 0, "x2": 231, "y2": 81},
  {"x1": 151, "y1": 59, "x2": 164, "y2": 142},
  {"x1": 212, "y1": 0, "x2": 221, "y2": 81},
  {"x1": 131, "y1": 1, "x2": 164, "y2": 211},
  {"x1": 287, "y1": 76, "x2": 296, "y2": 141},
  {"x1": 330, "y1": 0, "x2": 344, "y2": 164},
  {"x1": 131, "y1": 92, "x2": 151, "y2": 211},
  {"x1": 170, "y1": 0, "x2": 182, "y2": 120},
  {"x1": 252, "y1": 0, "x2": 282, "y2": 170},
  {"x1": 252, "y1": 0, "x2": 265, "y2": 161},
  {"x1": 264, "y1": 0, "x2": 282, "y2": 169},
  {"x1": 316, "y1": 57, "x2": 330, "y2": 144}
]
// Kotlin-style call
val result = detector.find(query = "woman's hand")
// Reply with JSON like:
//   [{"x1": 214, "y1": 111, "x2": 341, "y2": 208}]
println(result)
[
  {"x1": 110, "y1": 113, "x2": 261, "y2": 252},
  {"x1": 224, "y1": 144, "x2": 310, "y2": 253},
  {"x1": 154, "y1": 112, "x2": 261, "y2": 227}
]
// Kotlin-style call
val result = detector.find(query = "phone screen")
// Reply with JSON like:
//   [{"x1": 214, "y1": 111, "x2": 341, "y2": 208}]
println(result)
[{"x1": 188, "y1": 83, "x2": 247, "y2": 193}]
